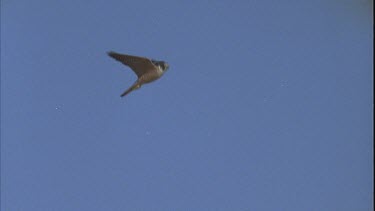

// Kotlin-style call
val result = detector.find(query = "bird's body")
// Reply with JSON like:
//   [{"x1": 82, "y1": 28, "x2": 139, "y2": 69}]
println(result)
[{"x1": 107, "y1": 51, "x2": 169, "y2": 97}]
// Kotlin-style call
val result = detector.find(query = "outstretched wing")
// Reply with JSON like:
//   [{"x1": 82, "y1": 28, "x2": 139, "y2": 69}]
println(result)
[
  {"x1": 107, "y1": 51, "x2": 156, "y2": 78},
  {"x1": 120, "y1": 81, "x2": 140, "y2": 97}
]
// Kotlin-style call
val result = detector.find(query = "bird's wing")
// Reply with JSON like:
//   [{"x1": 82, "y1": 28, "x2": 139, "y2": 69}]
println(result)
[
  {"x1": 107, "y1": 51, "x2": 156, "y2": 78},
  {"x1": 120, "y1": 81, "x2": 140, "y2": 97}
]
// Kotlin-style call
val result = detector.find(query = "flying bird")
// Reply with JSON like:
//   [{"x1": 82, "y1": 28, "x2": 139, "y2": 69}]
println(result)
[{"x1": 107, "y1": 51, "x2": 169, "y2": 97}]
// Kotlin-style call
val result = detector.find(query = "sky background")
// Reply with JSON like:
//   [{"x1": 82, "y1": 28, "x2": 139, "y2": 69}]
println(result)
[{"x1": 1, "y1": 0, "x2": 373, "y2": 210}]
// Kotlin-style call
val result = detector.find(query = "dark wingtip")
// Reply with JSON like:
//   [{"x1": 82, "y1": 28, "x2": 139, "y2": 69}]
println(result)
[
  {"x1": 107, "y1": 51, "x2": 116, "y2": 57},
  {"x1": 120, "y1": 89, "x2": 130, "y2": 97}
]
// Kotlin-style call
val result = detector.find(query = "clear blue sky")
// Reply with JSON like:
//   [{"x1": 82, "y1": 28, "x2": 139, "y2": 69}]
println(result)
[{"x1": 1, "y1": 0, "x2": 373, "y2": 210}]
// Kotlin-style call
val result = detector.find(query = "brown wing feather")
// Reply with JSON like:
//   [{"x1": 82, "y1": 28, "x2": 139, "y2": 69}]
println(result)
[
  {"x1": 107, "y1": 51, "x2": 156, "y2": 78},
  {"x1": 120, "y1": 82, "x2": 140, "y2": 97}
]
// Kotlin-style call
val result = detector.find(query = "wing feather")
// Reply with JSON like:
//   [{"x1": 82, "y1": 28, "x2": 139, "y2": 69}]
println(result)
[{"x1": 107, "y1": 51, "x2": 156, "y2": 78}]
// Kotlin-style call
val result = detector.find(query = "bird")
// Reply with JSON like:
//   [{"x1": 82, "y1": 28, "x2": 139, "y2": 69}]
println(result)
[{"x1": 107, "y1": 51, "x2": 169, "y2": 97}]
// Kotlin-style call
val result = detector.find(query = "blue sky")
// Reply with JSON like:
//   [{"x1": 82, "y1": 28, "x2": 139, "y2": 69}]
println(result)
[{"x1": 1, "y1": 0, "x2": 373, "y2": 210}]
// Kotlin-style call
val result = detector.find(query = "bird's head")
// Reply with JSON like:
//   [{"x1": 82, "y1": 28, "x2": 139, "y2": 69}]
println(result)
[
  {"x1": 161, "y1": 62, "x2": 169, "y2": 72},
  {"x1": 152, "y1": 60, "x2": 169, "y2": 72}
]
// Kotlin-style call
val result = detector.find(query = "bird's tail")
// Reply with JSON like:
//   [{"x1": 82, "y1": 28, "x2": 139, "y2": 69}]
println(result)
[{"x1": 121, "y1": 82, "x2": 141, "y2": 97}]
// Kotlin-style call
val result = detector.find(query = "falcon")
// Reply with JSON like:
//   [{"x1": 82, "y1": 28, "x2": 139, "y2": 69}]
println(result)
[{"x1": 107, "y1": 51, "x2": 169, "y2": 97}]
